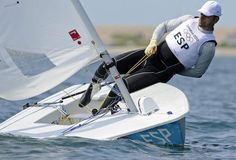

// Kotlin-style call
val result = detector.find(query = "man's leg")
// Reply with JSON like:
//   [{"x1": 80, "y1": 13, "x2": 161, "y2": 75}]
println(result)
[
  {"x1": 78, "y1": 49, "x2": 146, "y2": 108},
  {"x1": 78, "y1": 63, "x2": 109, "y2": 107},
  {"x1": 99, "y1": 63, "x2": 172, "y2": 110}
]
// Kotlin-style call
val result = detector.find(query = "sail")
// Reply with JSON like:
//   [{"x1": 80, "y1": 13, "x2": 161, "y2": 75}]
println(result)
[{"x1": 0, "y1": 0, "x2": 105, "y2": 100}]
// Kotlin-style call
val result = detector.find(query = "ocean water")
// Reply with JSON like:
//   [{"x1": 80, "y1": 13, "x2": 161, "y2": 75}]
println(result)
[{"x1": 0, "y1": 56, "x2": 236, "y2": 160}]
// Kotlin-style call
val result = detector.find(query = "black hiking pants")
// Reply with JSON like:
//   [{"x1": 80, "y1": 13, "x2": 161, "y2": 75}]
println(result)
[
  {"x1": 93, "y1": 41, "x2": 185, "y2": 109},
  {"x1": 113, "y1": 41, "x2": 185, "y2": 93}
]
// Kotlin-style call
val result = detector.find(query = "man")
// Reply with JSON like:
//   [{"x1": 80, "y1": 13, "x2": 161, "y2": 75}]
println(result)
[{"x1": 79, "y1": 1, "x2": 222, "y2": 111}]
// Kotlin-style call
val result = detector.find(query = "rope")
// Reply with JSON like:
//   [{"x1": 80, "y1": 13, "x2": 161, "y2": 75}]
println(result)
[
  {"x1": 126, "y1": 54, "x2": 151, "y2": 75},
  {"x1": 98, "y1": 53, "x2": 152, "y2": 110}
]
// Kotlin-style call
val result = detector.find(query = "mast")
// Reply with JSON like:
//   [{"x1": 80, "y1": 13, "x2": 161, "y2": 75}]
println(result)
[{"x1": 71, "y1": 0, "x2": 138, "y2": 112}]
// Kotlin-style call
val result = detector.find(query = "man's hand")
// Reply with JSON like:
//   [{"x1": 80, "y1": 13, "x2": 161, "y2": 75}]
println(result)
[{"x1": 145, "y1": 39, "x2": 158, "y2": 56}]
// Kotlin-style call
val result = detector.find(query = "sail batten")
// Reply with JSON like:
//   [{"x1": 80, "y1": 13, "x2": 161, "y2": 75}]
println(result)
[{"x1": 0, "y1": 0, "x2": 100, "y2": 100}]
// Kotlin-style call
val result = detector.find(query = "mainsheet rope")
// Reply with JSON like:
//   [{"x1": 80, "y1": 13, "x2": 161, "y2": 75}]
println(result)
[
  {"x1": 60, "y1": 46, "x2": 152, "y2": 123},
  {"x1": 126, "y1": 54, "x2": 151, "y2": 75},
  {"x1": 98, "y1": 53, "x2": 152, "y2": 111}
]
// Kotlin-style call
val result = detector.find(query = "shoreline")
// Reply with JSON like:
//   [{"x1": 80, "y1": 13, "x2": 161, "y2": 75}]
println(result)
[
  {"x1": 96, "y1": 26, "x2": 236, "y2": 57},
  {"x1": 107, "y1": 46, "x2": 236, "y2": 57},
  {"x1": 215, "y1": 47, "x2": 236, "y2": 56}
]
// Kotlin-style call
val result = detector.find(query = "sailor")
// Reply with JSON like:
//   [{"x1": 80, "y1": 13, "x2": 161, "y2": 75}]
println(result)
[{"x1": 79, "y1": 1, "x2": 222, "y2": 111}]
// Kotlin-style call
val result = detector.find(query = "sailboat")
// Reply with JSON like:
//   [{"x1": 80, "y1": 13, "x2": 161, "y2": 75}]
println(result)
[{"x1": 0, "y1": 0, "x2": 189, "y2": 145}]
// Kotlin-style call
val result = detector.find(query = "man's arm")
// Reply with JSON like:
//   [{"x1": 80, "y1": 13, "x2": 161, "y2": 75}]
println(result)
[
  {"x1": 178, "y1": 42, "x2": 216, "y2": 78},
  {"x1": 151, "y1": 15, "x2": 193, "y2": 42},
  {"x1": 145, "y1": 15, "x2": 193, "y2": 56}
]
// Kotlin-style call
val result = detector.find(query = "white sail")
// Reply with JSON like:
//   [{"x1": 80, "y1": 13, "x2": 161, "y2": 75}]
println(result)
[{"x1": 0, "y1": 0, "x2": 104, "y2": 100}]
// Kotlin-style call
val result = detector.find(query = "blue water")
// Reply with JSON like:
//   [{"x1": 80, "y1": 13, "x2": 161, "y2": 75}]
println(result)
[{"x1": 0, "y1": 56, "x2": 236, "y2": 160}]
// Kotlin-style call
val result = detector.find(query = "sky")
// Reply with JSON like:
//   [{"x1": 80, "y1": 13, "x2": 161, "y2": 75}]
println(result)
[{"x1": 80, "y1": 0, "x2": 235, "y2": 27}]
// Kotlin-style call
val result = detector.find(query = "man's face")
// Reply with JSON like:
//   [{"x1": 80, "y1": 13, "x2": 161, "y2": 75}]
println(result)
[{"x1": 199, "y1": 13, "x2": 219, "y2": 29}]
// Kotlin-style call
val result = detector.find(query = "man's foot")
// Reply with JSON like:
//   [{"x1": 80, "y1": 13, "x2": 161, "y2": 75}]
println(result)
[{"x1": 78, "y1": 82, "x2": 101, "y2": 108}]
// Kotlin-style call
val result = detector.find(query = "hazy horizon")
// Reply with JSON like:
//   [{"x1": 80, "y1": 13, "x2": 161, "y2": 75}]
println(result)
[{"x1": 81, "y1": 0, "x2": 235, "y2": 27}]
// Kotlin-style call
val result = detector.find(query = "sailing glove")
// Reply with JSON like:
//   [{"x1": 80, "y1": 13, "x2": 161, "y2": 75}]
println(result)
[{"x1": 145, "y1": 39, "x2": 158, "y2": 56}]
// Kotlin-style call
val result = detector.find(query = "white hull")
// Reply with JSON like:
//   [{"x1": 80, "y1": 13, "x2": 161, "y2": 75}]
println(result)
[{"x1": 0, "y1": 83, "x2": 189, "y2": 145}]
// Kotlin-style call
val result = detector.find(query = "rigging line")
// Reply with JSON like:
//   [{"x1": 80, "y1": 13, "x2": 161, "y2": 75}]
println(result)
[
  {"x1": 106, "y1": 83, "x2": 122, "y2": 96},
  {"x1": 40, "y1": 42, "x2": 100, "y2": 107},
  {"x1": 90, "y1": 39, "x2": 151, "y2": 111},
  {"x1": 99, "y1": 53, "x2": 150, "y2": 110},
  {"x1": 58, "y1": 41, "x2": 103, "y2": 112},
  {"x1": 98, "y1": 84, "x2": 121, "y2": 108},
  {"x1": 62, "y1": 90, "x2": 77, "y2": 101},
  {"x1": 62, "y1": 108, "x2": 110, "y2": 135},
  {"x1": 63, "y1": 97, "x2": 121, "y2": 135},
  {"x1": 61, "y1": 81, "x2": 114, "y2": 100},
  {"x1": 55, "y1": 107, "x2": 74, "y2": 125},
  {"x1": 55, "y1": 105, "x2": 69, "y2": 116},
  {"x1": 39, "y1": 85, "x2": 89, "y2": 124},
  {"x1": 126, "y1": 54, "x2": 151, "y2": 75},
  {"x1": 36, "y1": 101, "x2": 63, "y2": 105},
  {"x1": 51, "y1": 104, "x2": 74, "y2": 125},
  {"x1": 98, "y1": 54, "x2": 151, "y2": 110},
  {"x1": 61, "y1": 88, "x2": 92, "y2": 114},
  {"x1": 37, "y1": 84, "x2": 85, "y2": 105}
]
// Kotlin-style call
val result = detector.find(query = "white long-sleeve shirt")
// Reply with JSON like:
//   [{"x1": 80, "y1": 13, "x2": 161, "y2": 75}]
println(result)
[{"x1": 151, "y1": 15, "x2": 216, "y2": 78}]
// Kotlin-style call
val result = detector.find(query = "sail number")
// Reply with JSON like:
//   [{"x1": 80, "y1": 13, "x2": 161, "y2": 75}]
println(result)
[{"x1": 139, "y1": 128, "x2": 172, "y2": 144}]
